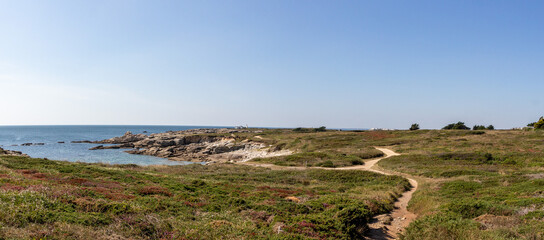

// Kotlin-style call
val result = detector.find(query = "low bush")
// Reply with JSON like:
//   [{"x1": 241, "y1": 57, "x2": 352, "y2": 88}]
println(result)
[
  {"x1": 443, "y1": 122, "x2": 470, "y2": 130},
  {"x1": 336, "y1": 204, "x2": 372, "y2": 238},
  {"x1": 318, "y1": 160, "x2": 335, "y2": 168},
  {"x1": 292, "y1": 126, "x2": 327, "y2": 132},
  {"x1": 473, "y1": 125, "x2": 486, "y2": 130}
]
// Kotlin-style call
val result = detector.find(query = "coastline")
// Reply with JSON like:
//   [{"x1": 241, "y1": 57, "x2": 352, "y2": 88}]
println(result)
[{"x1": 84, "y1": 128, "x2": 293, "y2": 164}]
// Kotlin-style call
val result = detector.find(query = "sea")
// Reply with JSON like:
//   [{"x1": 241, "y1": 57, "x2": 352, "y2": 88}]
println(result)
[{"x1": 0, "y1": 125, "x2": 228, "y2": 166}]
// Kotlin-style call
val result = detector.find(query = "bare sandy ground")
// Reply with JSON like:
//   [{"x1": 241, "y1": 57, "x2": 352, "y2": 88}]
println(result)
[{"x1": 240, "y1": 147, "x2": 418, "y2": 239}]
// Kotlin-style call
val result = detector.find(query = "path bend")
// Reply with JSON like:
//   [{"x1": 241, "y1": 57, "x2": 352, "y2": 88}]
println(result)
[{"x1": 241, "y1": 147, "x2": 418, "y2": 239}]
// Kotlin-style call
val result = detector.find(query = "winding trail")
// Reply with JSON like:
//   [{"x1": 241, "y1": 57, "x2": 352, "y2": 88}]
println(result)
[{"x1": 240, "y1": 147, "x2": 418, "y2": 239}]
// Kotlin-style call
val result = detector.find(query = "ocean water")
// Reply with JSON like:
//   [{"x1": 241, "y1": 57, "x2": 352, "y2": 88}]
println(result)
[{"x1": 0, "y1": 125, "x2": 227, "y2": 166}]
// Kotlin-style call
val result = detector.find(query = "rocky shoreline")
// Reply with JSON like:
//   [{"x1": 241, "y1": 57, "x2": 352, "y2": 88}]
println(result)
[
  {"x1": 0, "y1": 147, "x2": 29, "y2": 157},
  {"x1": 82, "y1": 128, "x2": 292, "y2": 163}
]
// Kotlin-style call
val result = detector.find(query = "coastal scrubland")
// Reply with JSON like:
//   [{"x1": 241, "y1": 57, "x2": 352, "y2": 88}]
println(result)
[
  {"x1": 242, "y1": 129, "x2": 544, "y2": 239},
  {"x1": 375, "y1": 130, "x2": 544, "y2": 239},
  {"x1": 246, "y1": 130, "x2": 386, "y2": 167},
  {"x1": 0, "y1": 153, "x2": 408, "y2": 239},
  {"x1": 1, "y1": 128, "x2": 543, "y2": 239}
]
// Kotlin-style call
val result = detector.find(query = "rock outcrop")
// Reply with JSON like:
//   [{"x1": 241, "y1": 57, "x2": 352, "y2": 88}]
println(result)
[
  {"x1": 0, "y1": 147, "x2": 29, "y2": 157},
  {"x1": 20, "y1": 143, "x2": 45, "y2": 146},
  {"x1": 86, "y1": 128, "x2": 292, "y2": 163},
  {"x1": 96, "y1": 131, "x2": 147, "y2": 144}
]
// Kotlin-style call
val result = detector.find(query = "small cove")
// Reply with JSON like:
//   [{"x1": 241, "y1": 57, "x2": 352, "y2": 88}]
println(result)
[{"x1": 0, "y1": 125, "x2": 226, "y2": 165}]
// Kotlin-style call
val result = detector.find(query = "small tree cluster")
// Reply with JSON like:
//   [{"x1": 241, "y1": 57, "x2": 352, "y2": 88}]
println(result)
[
  {"x1": 409, "y1": 123, "x2": 420, "y2": 131},
  {"x1": 473, "y1": 125, "x2": 494, "y2": 130},
  {"x1": 443, "y1": 122, "x2": 470, "y2": 130},
  {"x1": 315, "y1": 126, "x2": 327, "y2": 132},
  {"x1": 293, "y1": 126, "x2": 327, "y2": 132},
  {"x1": 535, "y1": 117, "x2": 544, "y2": 129},
  {"x1": 473, "y1": 125, "x2": 486, "y2": 130}
]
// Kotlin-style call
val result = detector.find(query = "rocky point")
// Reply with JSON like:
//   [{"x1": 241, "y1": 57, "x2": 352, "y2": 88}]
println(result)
[{"x1": 86, "y1": 128, "x2": 292, "y2": 163}]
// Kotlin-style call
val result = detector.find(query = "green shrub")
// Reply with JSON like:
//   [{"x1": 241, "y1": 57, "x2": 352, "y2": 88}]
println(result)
[
  {"x1": 293, "y1": 127, "x2": 310, "y2": 132},
  {"x1": 443, "y1": 122, "x2": 470, "y2": 130},
  {"x1": 410, "y1": 123, "x2": 420, "y2": 131},
  {"x1": 315, "y1": 126, "x2": 327, "y2": 132},
  {"x1": 472, "y1": 125, "x2": 486, "y2": 130},
  {"x1": 481, "y1": 153, "x2": 494, "y2": 163},
  {"x1": 445, "y1": 199, "x2": 512, "y2": 218},
  {"x1": 351, "y1": 159, "x2": 363, "y2": 165},
  {"x1": 335, "y1": 205, "x2": 371, "y2": 238},
  {"x1": 293, "y1": 126, "x2": 327, "y2": 132},
  {"x1": 318, "y1": 160, "x2": 335, "y2": 168}
]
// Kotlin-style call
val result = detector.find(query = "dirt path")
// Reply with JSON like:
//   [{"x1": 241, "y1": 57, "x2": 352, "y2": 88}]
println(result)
[{"x1": 240, "y1": 147, "x2": 418, "y2": 239}]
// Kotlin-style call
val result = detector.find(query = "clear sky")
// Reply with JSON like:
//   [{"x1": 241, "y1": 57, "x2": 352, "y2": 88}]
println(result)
[{"x1": 0, "y1": 1, "x2": 542, "y2": 129}]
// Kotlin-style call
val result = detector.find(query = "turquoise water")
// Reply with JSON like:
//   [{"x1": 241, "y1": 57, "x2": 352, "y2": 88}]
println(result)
[{"x1": 0, "y1": 125, "x2": 227, "y2": 165}]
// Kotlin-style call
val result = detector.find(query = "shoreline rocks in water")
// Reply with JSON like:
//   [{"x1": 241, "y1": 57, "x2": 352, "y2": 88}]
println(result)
[
  {"x1": 20, "y1": 143, "x2": 45, "y2": 146},
  {"x1": 86, "y1": 129, "x2": 292, "y2": 163},
  {"x1": 0, "y1": 147, "x2": 29, "y2": 157}
]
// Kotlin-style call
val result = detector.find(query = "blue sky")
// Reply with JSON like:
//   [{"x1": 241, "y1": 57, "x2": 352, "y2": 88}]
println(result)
[{"x1": 0, "y1": 1, "x2": 542, "y2": 129}]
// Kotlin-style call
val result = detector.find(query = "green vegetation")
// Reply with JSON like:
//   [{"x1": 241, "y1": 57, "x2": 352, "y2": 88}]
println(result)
[
  {"x1": 3, "y1": 127, "x2": 544, "y2": 239},
  {"x1": 249, "y1": 130, "x2": 385, "y2": 167},
  {"x1": 374, "y1": 130, "x2": 544, "y2": 239},
  {"x1": 252, "y1": 149, "x2": 384, "y2": 167},
  {"x1": 292, "y1": 126, "x2": 327, "y2": 133},
  {"x1": 473, "y1": 125, "x2": 486, "y2": 130},
  {"x1": 474, "y1": 125, "x2": 495, "y2": 130},
  {"x1": 527, "y1": 117, "x2": 544, "y2": 129},
  {"x1": 534, "y1": 117, "x2": 544, "y2": 129},
  {"x1": 443, "y1": 122, "x2": 470, "y2": 130},
  {"x1": 0, "y1": 153, "x2": 409, "y2": 239},
  {"x1": 409, "y1": 123, "x2": 420, "y2": 131}
]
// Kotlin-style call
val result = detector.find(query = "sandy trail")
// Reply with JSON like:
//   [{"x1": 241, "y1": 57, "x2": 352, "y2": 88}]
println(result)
[{"x1": 240, "y1": 147, "x2": 418, "y2": 239}]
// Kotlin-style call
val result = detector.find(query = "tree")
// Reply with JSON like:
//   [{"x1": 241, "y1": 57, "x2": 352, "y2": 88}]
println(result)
[
  {"x1": 315, "y1": 126, "x2": 327, "y2": 132},
  {"x1": 409, "y1": 123, "x2": 420, "y2": 131},
  {"x1": 528, "y1": 122, "x2": 537, "y2": 127},
  {"x1": 535, "y1": 117, "x2": 544, "y2": 129},
  {"x1": 473, "y1": 125, "x2": 486, "y2": 130},
  {"x1": 443, "y1": 122, "x2": 470, "y2": 130},
  {"x1": 487, "y1": 125, "x2": 494, "y2": 130}
]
